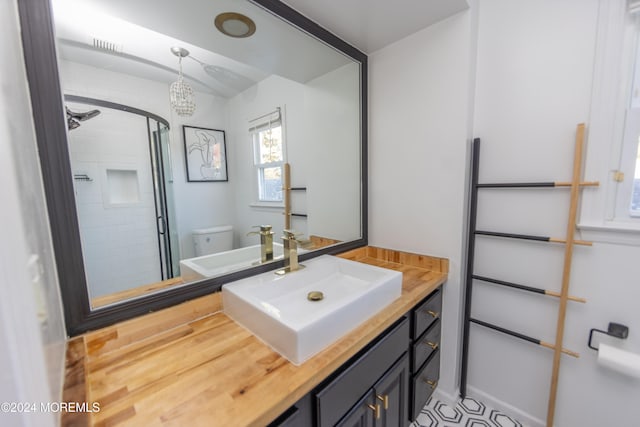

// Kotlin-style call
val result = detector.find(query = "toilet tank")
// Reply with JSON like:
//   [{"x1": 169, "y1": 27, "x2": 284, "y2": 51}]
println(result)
[{"x1": 193, "y1": 225, "x2": 233, "y2": 256}]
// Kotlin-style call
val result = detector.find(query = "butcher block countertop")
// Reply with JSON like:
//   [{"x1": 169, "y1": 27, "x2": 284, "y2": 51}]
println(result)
[{"x1": 61, "y1": 246, "x2": 448, "y2": 427}]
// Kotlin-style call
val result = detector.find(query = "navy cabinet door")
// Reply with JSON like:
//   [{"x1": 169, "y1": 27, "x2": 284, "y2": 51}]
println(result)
[
  {"x1": 336, "y1": 391, "x2": 376, "y2": 427},
  {"x1": 374, "y1": 353, "x2": 410, "y2": 427}
]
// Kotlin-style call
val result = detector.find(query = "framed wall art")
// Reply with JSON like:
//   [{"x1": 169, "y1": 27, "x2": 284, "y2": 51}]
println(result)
[{"x1": 182, "y1": 125, "x2": 228, "y2": 182}]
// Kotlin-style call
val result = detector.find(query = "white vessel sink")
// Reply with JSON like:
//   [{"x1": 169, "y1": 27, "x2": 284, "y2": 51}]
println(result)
[
  {"x1": 222, "y1": 255, "x2": 403, "y2": 365},
  {"x1": 180, "y1": 243, "x2": 287, "y2": 281}
]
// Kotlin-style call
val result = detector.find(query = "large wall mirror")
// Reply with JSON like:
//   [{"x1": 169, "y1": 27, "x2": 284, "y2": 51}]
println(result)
[{"x1": 18, "y1": 0, "x2": 367, "y2": 335}]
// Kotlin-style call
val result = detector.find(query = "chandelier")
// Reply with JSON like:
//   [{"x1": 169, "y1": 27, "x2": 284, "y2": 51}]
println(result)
[{"x1": 169, "y1": 47, "x2": 196, "y2": 117}]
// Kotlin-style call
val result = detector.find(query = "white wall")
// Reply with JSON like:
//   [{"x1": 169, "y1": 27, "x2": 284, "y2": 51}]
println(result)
[
  {"x1": 371, "y1": 1, "x2": 640, "y2": 426},
  {"x1": 0, "y1": 1, "x2": 67, "y2": 426},
  {"x1": 369, "y1": 9, "x2": 473, "y2": 402},
  {"x1": 304, "y1": 62, "x2": 362, "y2": 242}
]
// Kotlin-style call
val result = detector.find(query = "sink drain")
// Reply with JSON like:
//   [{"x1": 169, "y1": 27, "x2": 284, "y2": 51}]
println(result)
[{"x1": 307, "y1": 291, "x2": 324, "y2": 301}]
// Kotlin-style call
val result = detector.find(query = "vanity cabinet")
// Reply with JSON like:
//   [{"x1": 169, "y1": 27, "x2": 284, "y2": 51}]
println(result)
[
  {"x1": 334, "y1": 391, "x2": 377, "y2": 427},
  {"x1": 372, "y1": 353, "x2": 410, "y2": 426},
  {"x1": 271, "y1": 286, "x2": 443, "y2": 427},
  {"x1": 317, "y1": 317, "x2": 409, "y2": 427},
  {"x1": 336, "y1": 352, "x2": 409, "y2": 427},
  {"x1": 409, "y1": 288, "x2": 442, "y2": 420},
  {"x1": 271, "y1": 318, "x2": 411, "y2": 427},
  {"x1": 268, "y1": 394, "x2": 314, "y2": 427}
]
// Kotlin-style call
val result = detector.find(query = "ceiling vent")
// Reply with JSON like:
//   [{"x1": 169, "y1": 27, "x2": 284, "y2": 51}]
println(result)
[{"x1": 92, "y1": 38, "x2": 123, "y2": 54}]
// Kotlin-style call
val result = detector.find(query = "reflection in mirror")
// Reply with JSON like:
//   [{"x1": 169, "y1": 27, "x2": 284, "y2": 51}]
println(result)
[
  {"x1": 65, "y1": 96, "x2": 183, "y2": 308},
  {"x1": 50, "y1": 0, "x2": 363, "y2": 309}
]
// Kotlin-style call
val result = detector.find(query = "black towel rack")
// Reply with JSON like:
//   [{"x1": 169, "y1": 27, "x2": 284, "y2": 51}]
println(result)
[{"x1": 459, "y1": 124, "x2": 597, "y2": 427}]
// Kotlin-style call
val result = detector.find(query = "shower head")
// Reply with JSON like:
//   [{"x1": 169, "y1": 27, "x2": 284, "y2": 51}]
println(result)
[
  {"x1": 66, "y1": 107, "x2": 101, "y2": 121},
  {"x1": 66, "y1": 106, "x2": 101, "y2": 131}
]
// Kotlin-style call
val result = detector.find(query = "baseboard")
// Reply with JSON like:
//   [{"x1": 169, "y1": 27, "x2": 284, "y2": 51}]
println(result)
[
  {"x1": 432, "y1": 387, "x2": 461, "y2": 408},
  {"x1": 466, "y1": 385, "x2": 545, "y2": 427}
]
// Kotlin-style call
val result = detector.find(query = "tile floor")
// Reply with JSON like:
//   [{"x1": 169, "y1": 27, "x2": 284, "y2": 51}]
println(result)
[{"x1": 412, "y1": 396, "x2": 525, "y2": 427}]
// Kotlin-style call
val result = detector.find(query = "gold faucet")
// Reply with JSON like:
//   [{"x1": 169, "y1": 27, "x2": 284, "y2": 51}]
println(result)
[
  {"x1": 275, "y1": 229, "x2": 306, "y2": 275},
  {"x1": 247, "y1": 225, "x2": 274, "y2": 264}
]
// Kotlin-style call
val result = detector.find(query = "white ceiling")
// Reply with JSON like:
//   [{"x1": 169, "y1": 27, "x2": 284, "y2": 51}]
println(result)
[
  {"x1": 280, "y1": 0, "x2": 470, "y2": 53},
  {"x1": 53, "y1": 0, "x2": 352, "y2": 97},
  {"x1": 52, "y1": 0, "x2": 470, "y2": 97}
]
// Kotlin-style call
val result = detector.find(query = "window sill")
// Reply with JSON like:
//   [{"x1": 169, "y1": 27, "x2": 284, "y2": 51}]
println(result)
[{"x1": 577, "y1": 221, "x2": 640, "y2": 246}]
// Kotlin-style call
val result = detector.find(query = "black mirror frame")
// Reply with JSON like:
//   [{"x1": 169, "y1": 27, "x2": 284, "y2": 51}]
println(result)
[{"x1": 17, "y1": 0, "x2": 368, "y2": 335}]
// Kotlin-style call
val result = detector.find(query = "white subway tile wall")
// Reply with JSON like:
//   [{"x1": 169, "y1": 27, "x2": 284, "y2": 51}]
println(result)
[{"x1": 69, "y1": 106, "x2": 161, "y2": 298}]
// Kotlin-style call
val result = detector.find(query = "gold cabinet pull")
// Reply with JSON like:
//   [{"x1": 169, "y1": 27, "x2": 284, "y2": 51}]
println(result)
[
  {"x1": 376, "y1": 394, "x2": 389, "y2": 410},
  {"x1": 424, "y1": 309, "x2": 439, "y2": 318},
  {"x1": 423, "y1": 341, "x2": 439, "y2": 350},
  {"x1": 422, "y1": 378, "x2": 438, "y2": 389},
  {"x1": 367, "y1": 403, "x2": 381, "y2": 419}
]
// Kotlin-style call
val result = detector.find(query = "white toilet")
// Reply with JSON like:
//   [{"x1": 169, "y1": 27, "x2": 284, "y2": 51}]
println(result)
[{"x1": 192, "y1": 225, "x2": 233, "y2": 256}]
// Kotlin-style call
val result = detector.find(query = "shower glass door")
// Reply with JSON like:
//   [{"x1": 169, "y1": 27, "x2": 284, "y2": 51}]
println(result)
[
  {"x1": 150, "y1": 120, "x2": 181, "y2": 280},
  {"x1": 66, "y1": 98, "x2": 180, "y2": 307}
]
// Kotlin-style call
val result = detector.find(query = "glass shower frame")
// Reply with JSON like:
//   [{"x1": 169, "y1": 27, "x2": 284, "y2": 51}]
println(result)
[{"x1": 65, "y1": 95, "x2": 180, "y2": 305}]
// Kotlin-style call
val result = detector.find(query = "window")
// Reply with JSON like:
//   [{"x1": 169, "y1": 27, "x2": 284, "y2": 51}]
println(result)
[
  {"x1": 618, "y1": 110, "x2": 640, "y2": 217},
  {"x1": 614, "y1": 11, "x2": 640, "y2": 220},
  {"x1": 580, "y1": 0, "x2": 640, "y2": 243},
  {"x1": 250, "y1": 108, "x2": 285, "y2": 203}
]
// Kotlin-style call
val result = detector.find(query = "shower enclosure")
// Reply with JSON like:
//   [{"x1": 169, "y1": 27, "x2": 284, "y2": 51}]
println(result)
[{"x1": 65, "y1": 95, "x2": 180, "y2": 305}]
